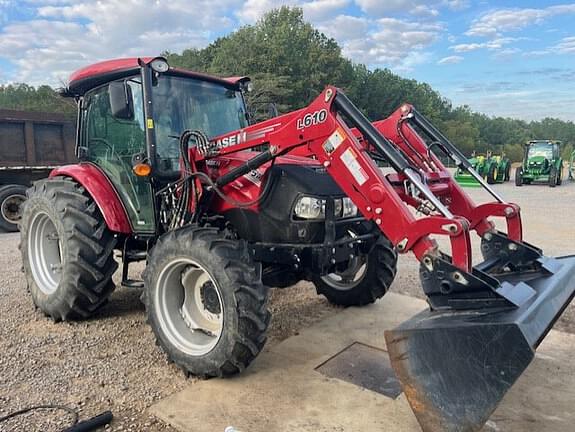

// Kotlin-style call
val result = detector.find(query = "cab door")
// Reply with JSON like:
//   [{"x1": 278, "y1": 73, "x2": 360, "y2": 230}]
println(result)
[{"x1": 80, "y1": 80, "x2": 156, "y2": 233}]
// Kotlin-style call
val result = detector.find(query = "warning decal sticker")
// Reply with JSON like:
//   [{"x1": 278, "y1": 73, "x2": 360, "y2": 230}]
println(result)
[
  {"x1": 323, "y1": 127, "x2": 346, "y2": 154},
  {"x1": 340, "y1": 148, "x2": 368, "y2": 185}
]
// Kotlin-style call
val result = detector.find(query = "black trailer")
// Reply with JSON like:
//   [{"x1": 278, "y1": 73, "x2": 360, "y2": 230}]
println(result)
[{"x1": 0, "y1": 109, "x2": 76, "y2": 231}]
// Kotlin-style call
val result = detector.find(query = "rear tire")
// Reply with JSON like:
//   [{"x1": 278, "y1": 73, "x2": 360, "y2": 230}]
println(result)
[
  {"x1": 0, "y1": 184, "x2": 27, "y2": 232},
  {"x1": 504, "y1": 163, "x2": 511, "y2": 182},
  {"x1": 20, "y1": 176, "x2": 118, "y2": 320},
  {"x1": 515, "y1": 168, "x2": 523, "y2": 186},
  {"x1": 312, "y1": 233, "x2": 397, "y2": 306},
  {"x1": 143, "y1": 226, "x2": 270, "y2": 377}
]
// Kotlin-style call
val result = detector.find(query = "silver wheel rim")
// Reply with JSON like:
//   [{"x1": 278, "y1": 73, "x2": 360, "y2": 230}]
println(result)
[
  {"x1": 155, "y1": 258, "x2": 223, "y2": 356},
  {"x1": 28, "y1": 211, "x2": 63, "y2": 295},
  {"x1": 321, "y1": 256, "x2": 368, "y2": 290},
  {"x1": 1, "y1": 193, "x2": 26, "y2": 224}
]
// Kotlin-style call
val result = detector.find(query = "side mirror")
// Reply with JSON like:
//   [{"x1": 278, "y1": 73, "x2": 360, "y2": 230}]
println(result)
[{"x1": 109, "y1": 81, "x2": 134, "y2": 120}]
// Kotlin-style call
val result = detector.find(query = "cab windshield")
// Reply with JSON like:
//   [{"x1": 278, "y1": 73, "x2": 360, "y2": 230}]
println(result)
[
  {"x1": 152, "y1": 75, "x2": 248, "y2": 170},
  {"x1": 528, "y1": 143, "x2": 553, "y2": 159}
]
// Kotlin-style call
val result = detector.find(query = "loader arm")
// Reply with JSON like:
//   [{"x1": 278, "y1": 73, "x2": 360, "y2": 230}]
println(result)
[
  {"x1": 190, "y1": 86, "x2": 575, "y2": 432},
  {"x1": 197, "y1": 88, "x2": 475, "y2": 273},
  {"x1": 368, "y1": 105, "x2": 524, "y2": 241}
]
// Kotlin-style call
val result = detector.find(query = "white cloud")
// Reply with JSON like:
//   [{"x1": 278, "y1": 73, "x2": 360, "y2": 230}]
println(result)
[
  {"x1": 467, "y1": 4, "x2": 575, "y2": 37},
  {"x1": 237, "y1": 0, "x2": 287, "y2": 23},
  {"x1": 444, "y1": 0, "x2": 469, "y2": 11},
  {"x1": 450, "y1": 37, "x2": 520, "y2": 52},
  {"x1": 354, "y1": 0, "x2": 418, "y2": 15},
  {"x1": 555, "y1": 36, "x2": 575, "y2": 54},
  {"x1": 301, "y1": 0, "x2": 349, "y2": 21},
  {"x1": 316, "y1": 15, "x2": 369, "y2": 41},
  {"x1": 451, "y1": 43, "x2": 483, "y2": 52},
  {"x1": 438, "y1": 55, "x2": 463, "y2": 64},
  {"x1": 338, "y1": 17, "x2": 442, "y2": 71},
  {"x1": 0, "y1": 0, "x2": 446, "y2": 85},
  {"x1": 355, "y1": 0, "x2": 469, "y2": 16},
  {"x1": 0, "y1": 0, "x2": 239, "y2": 85},
  {"x1": 237, "y1": 0, "x2": 347, "y2": 23},
  {"x1": 409, "y1": 5, "x2": 439, "y2": 18}
]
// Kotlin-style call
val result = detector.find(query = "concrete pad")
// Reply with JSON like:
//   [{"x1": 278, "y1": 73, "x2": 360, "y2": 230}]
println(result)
[{"x1": 150, "y1": 293, "x2": 575, "y2": 432}]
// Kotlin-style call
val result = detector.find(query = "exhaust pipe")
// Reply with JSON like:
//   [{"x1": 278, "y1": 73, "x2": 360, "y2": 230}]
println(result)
[{"x1": 385, "y1": 253, "x2": 575, "y2": 431}]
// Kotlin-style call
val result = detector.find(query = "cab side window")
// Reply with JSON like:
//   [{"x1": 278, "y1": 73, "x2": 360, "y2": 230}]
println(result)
[{"x1": 82, "y1": 80, "x2": 155, "y2": 232}]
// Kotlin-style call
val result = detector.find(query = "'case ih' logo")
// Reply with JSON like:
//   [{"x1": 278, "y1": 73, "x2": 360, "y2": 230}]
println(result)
[{"x1": 210, "y1": 132, "x2": 245, "y2": 150}]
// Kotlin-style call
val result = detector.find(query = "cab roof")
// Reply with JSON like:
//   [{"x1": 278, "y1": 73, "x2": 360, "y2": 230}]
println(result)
[
  {"x1": 62, "y1": 57, "x2": 248, "y2": 97},
  {"x1": 527, "y1": 140, "x2": 562, "y2": 145}
]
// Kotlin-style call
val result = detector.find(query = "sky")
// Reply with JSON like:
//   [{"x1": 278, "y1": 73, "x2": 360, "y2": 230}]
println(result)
[{"x1": 0, "y1": 1, "x2": 574, "y2": 122}]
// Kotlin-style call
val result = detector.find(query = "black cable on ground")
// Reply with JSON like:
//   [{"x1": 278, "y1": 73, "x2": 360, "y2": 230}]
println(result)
[
  {"x1": 0, "y1": 404, "x2": 79, "y2": 427},
  {"x1": 0, "y1": 406, "x2": 113, "y2": 432}
]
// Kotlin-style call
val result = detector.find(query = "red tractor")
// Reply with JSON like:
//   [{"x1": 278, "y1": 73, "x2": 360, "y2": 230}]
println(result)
[{"x1": 20, "y1": 57, "x2": 575, "y2": 432}]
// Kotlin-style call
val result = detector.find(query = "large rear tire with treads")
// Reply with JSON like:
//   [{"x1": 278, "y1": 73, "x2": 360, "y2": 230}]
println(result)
[{"x1": 20, "y1": 176, "x2": 118, "y2": 321}]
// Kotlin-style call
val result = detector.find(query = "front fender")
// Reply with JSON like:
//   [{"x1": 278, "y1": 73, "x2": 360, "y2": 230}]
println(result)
[{"x1": 50, "y1": 163, "x2": 132, "y2": 234}]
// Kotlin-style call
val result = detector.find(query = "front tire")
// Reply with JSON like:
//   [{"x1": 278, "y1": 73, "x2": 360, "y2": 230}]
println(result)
[
  {"x1": 515, "y1": 167, "x2": 523, "y2": 186},
  {"x1": 20, "y1": 176, "x2": 118, "y2": 320},
  {"x1": 312, "y1": 234, "x2": 397, "y2": 306},
  {"x1": 486, "y1": 164, "x2": 498, "y2": 184},
  {"x1": 143, "y1": 227, "x2": 270, "y2": 377},
  {"x1": 549, "y1": 167, "x2": 557, "y2": 188}
]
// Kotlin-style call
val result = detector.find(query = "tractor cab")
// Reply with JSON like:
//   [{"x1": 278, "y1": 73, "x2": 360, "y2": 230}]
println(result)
[
  {"x1": 526, "y1": 140, "x2": 558, "y2": 169},
  {"x1": 64, "y1": 57, "x2": 250, "y2": 233}
]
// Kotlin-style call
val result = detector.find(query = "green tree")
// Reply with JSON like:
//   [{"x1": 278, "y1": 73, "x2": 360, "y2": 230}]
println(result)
[
  {"x1": 0, "y1": 83, "x2": 76, "y2": 116},
  {"x1": 441, "y1": 119, "x2": 480, "y2": 156},
  {"x1": 167, "y1": 7, "x2": 354, "y2": 114}
]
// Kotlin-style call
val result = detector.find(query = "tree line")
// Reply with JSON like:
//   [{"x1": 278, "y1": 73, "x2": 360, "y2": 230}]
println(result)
[{"x1": 1, "y1": 7, "x2": 573, "y2": 162}]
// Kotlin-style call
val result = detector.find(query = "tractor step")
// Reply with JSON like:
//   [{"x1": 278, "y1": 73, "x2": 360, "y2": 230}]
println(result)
[
  {"x1": 385, "y1": 254, "x2": 575, "y2": 432},
  {"x1": 121, "y1": 278, "x2": 144, "y2": 289}
]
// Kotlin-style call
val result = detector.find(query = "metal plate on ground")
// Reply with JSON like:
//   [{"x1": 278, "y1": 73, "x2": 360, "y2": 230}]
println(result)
[{"x1": 315, "y1": 342, "x2": 403, "y2": 399}]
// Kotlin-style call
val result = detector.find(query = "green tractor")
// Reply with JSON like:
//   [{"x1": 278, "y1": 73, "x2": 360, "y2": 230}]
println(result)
[
  {"x1": 515, "y1": 140, "x2": 563, "y2": 187},
  {"x1": 455, "y1": 151, "x2": 511, "y2": 187}
]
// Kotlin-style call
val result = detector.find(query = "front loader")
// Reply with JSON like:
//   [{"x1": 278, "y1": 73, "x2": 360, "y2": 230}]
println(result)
[{"x1": 20, "y1": 57, "x2": 575, "y2": 432}]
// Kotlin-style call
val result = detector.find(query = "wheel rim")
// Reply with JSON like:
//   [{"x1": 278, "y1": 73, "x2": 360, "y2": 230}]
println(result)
[
  {"x1": 155, "y1": 257, "x2": 223, "y2": 356},
  {"x1": 1, "y1": 193, "x2": 26, "y2": 224},
  {"x1": 27, "y1": 212, "x2": 63, "y2": 295},
  {"x1": 321, "y1": 256, "x2": 368, "y2": 290}
]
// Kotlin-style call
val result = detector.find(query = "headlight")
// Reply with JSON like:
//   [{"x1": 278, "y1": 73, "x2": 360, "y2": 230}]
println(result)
[
  {"x1": 293, "y1": 196, "x2": 358, "y2": 220},
  {"x1": 294, "y1": 196, "x2": 325, "y2": 219},
  {"x1": 342, "y1": 197, "x2": 358, "y2": 218}
]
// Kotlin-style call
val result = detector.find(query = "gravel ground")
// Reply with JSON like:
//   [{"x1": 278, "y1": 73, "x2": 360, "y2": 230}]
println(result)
[{"x1": 1, "y1": 173, "x2": 574, "y2": 431}]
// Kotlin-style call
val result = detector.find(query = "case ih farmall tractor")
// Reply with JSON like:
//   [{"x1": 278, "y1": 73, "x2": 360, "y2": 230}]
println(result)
[{"x1": 21, "y1": 58, "x2": 575, "y2": 432}]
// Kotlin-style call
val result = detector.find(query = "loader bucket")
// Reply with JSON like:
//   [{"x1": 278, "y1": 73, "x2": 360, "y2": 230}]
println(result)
[{"x1": 385, "y1": 255, "x2": 575, "y2": 432}]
